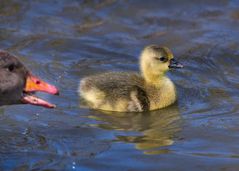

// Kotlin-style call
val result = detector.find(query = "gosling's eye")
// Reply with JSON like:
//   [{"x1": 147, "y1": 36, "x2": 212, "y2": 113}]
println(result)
[
  {"x1": 155, "y1": 56, "x2": 168, "y2": 62},
  {"x1": 7, "y1": 64, "x2": 15, "y2": 72}
]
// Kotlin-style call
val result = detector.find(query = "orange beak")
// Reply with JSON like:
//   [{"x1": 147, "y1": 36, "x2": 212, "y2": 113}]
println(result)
[
  {"x1": 22, "y1": 74, "x2": 59, "y2": 108},
  {"x1": 24, "y1": 74, "x2": 59, "y2": 95}
]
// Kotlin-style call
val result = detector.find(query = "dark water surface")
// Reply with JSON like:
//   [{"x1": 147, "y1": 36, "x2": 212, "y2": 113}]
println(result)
[{"x1": 0, "y1": 0, "x2": 239, "y2": 170}]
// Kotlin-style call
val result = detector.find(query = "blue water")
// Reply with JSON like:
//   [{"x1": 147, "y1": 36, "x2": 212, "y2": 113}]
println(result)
[{"x1": 0, "y1": 0, "x2": 239, "y2": 170}]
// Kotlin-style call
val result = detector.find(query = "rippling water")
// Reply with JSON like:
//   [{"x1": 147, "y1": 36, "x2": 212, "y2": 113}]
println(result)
[{"x1": 0, "y1": 0, "x2": 239, "y2": 170}]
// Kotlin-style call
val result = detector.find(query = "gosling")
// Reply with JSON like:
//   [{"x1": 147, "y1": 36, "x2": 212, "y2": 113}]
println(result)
[{"x1": 79, "y1": 45, "x2": 183, "y2": 112}]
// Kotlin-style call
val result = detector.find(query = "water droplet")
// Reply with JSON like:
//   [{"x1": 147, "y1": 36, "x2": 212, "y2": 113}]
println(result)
[{"x1": 72, "y1": 161, "x2": 76, "y2": 170}]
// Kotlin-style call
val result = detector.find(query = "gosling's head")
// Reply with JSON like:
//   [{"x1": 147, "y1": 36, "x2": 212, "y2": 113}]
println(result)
[{"x1": 140, "y1": 45, "x2": 183, "y2": 77}]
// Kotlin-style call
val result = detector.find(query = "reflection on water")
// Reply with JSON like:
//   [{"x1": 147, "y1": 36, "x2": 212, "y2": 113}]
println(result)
[{"x1": 88, "y1": 105, "x2": 182, "y2": 155}]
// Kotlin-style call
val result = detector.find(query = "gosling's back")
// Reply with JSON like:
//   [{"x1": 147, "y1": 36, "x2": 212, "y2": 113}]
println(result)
[{"x1": 79, "y1": 72, "x2": 150, "y2": 112}]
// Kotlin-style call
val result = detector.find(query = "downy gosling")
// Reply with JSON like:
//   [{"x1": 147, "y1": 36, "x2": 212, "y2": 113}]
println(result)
[{"x1": 79, "y1": 45, "x2": 183, "y2": 112}]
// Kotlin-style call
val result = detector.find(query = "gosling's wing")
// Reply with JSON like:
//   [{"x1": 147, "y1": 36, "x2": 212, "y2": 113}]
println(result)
[{"x1": 128, "y1": 85, "x2": 150, "y2": 112}]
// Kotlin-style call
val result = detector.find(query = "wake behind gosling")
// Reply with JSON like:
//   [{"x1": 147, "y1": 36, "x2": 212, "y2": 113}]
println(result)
[{"x1": 78, "y1": 45, "x2": 183, "y2": 112}]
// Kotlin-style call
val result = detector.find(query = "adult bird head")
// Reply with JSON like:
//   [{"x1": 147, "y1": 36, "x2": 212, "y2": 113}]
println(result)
[{"x1": 0, "y1": 51, "x2": 59, "y2": 108}]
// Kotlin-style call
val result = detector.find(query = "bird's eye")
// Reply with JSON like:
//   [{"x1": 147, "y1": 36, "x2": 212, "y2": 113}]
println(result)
[
  {"x1": 160, "y1": 57, "x2": 166, "y2": 61},
  {"x1": 155, "y1": 56, "x2": 168, "y2": 62},
  {"x1": 8, "y1": 64, "x2": 15, "y2": 72}
]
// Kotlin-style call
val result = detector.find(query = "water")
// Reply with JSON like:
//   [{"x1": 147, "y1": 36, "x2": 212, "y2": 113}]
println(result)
[{"x1": 0, "y1": 0, "x2": 239, "y2": 170}]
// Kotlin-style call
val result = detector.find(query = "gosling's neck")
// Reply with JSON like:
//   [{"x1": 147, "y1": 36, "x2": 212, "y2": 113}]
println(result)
[
  {"x1": 141, "y1": 70, "x2": 168, "y2": 87},
  {"x1": 141, "y1": 69, "x2": 177, "y2": 110}
]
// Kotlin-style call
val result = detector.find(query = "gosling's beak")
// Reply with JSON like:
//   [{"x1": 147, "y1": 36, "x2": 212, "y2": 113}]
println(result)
[
  {"x1": 24, "y1": 74, "x2": 59, "y2": 95},
  {"x1": 169, "y1": 59, "x2": 183, "y2": 69},
  {"x1": 22, "y1": 74, "x2": 59, "y2": 108}
]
